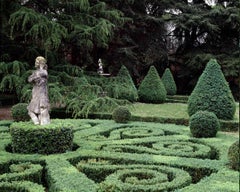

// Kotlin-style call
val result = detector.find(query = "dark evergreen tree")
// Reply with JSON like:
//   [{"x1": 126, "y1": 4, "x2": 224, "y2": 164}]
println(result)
[
  {"x1": 188, "y1": 59, "x2": 236, "y2": 120},
  {"x1": 138, "y1": 66, "x2": 166, "y2": 103},
  {"x1": 161, "y1": 68, "x2": 177, "y2": 95}
]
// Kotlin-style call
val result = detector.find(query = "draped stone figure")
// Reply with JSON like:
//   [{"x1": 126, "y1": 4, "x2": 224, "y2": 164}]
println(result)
[{"x1": 27, "y1": 56, "x2": 50, "y2": 125}]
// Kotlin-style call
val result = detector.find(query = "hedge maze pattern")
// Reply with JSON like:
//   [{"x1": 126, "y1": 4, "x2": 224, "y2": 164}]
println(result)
[{"x1": 0, "y1": 119, "x2": 239, "y2": 192}]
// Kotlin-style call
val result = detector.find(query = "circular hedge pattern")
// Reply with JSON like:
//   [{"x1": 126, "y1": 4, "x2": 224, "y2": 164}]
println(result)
[
  {"x1": 100, "y1": 165, "x2": 191, "y2": 192},
  {"x1": 0, "y1": 119, "x2": 232, "y2": 191},
  {"x1": 119, "y1": 127, "x2": 164, "y2": 139}
]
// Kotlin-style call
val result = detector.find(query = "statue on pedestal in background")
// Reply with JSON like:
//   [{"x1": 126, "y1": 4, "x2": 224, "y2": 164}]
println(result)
[{"x1": 27, "y1": 56, "x2": 50, "y2": 125}]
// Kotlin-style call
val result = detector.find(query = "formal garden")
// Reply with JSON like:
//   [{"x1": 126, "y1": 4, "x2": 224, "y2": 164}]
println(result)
[
  {"x1": 0, "y1": 1, "x2": 239, "y2": 191},
  {"x1": 0, "y1": 57, "x2": 239, "y2": 191}
]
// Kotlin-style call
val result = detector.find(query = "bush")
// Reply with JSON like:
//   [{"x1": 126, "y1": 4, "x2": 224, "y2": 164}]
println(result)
[
  {"x1": 162, "y1": 68, "x2": 177, "y2": 95},
  {"x1": 138, "y1": 66, "x2": 166, "y2": 103},
  {"x1": 228, "y1": 140, "x2": 239, "y2": 171},
  {"x1": 10, "y1": 120, "x2": 73, "y2": 154},
  {"x1": 106, "y1": 65, "x2": 138, "y2": 102},
  {"x1": 11, "y1": 103, "x2": 30, "y2": 122},
  {"x1": 189, "y1": 111, "x2": 220, "y2": 138},
  {"x1": 188, "y1": 59, "x2": 236, "y2": 120},
  {"x1": 112, "y1": 106, "x2": 131, "y2": 123}
]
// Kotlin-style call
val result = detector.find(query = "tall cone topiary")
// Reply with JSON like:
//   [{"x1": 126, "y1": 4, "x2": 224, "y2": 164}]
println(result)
[
  {"x1": 117, "y1": 65, "x2": 138, "y2": 101},
  {"x1": 162, "y1": 68, "x2": 177, "y2": 95},
  {"x1": 107, "y1": 65, "x2": 138, "y2": 102},
  {"x1": 138, "y1": 66, "x2": 166, "y2": 103},
  {"x1": 188, "y1": 59, "x2": 236, "y2": 120}
]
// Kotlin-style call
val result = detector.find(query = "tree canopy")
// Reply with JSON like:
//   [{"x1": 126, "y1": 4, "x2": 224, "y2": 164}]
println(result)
[{"x1": 1, "y1": 0, "x2": 239, "y2": 98}]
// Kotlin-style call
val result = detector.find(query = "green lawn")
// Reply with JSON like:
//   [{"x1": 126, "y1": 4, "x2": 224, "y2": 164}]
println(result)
[{"x1": 130, "y1": 102, "x2": 239, "y2": 120}]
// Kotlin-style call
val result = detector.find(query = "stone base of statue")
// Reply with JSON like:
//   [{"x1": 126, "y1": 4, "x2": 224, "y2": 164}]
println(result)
[{"x1": 10, "y1": 120, "x2": 73, "y2": 154}]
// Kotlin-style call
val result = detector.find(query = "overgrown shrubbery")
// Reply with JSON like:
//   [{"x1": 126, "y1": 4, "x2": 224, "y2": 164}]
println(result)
[
  {"x1": 11, "y1": 103, "x2": 30, "y2": 122},
  {"x1": 138, "y1": 66, "x2": 166, "y2": 103},
  {"x1": 162, "y1": 68, "x2": 177, "y2": 95},
  {"x1": 228, "y1": 140, "x2": 239, "y2": 171},
  {"x1": 189, "y1": 110, "x2": 219, "y2": 138},
  {"x1": 188, "y1": 59, "x2": 236, "y2": 120},
  {"x1": 112, "y1": 106, "x2": 131, "y2": 123}
]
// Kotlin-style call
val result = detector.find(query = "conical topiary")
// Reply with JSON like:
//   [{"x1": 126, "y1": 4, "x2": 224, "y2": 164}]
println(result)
[
  {"x1": 106, "y1": 65, "x2": 138, "y2": 102},
  {"x1": 188, "y1": 59, "x2": 236, "y2": 120},
  {"x1": 138, "y1": 66, "x2": 166, "y2": 103},
  {"x1": 162, "y1": 68, "x2": 177, "y2": 95}
]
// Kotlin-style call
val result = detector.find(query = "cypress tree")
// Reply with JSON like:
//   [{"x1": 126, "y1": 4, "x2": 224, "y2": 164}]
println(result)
[
  {"x1": 162, "y1": 68, "x2": 177, "y2": 95},
  {"x1": 138, "y1": 66, "x2": 166, "y2": 103},
  {"x1": 188, "y1": 59, "x2": 236, "y2": 120}
]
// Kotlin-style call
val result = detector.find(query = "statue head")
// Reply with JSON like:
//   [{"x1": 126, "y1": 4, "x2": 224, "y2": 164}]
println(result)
[{"x1": 35, "y1": 56, "x2": 47, "y2": 69}]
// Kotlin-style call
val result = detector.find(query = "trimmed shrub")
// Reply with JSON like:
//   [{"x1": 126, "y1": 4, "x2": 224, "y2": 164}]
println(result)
[
  {"x1": 138, "y1": 66, "x2": 166, "y2": 103},
  {"x1": 112, "y1": 106, "x2": 131, "y2": 123},
  {"x1": 11, "y1": 103, "x2": 30, "y2": 122},
  {"x1": 189, "y1": 111, "x2": 220, "y2": 138},
  {"x1": 162, "y1": 68, "x2": 177, "y2": 95},
  {"x1": 188, "y1": 59, "x2": 236, "y2": 120},
  {"x1": 10, "y1": 120, "x2": 73, "y2": 154},
  {"x1": 228, "y1": 140, "x2": 239, "y2": 171},
  {"x1": 106, "y1": 65, "x2": 138, "y2": 102}
]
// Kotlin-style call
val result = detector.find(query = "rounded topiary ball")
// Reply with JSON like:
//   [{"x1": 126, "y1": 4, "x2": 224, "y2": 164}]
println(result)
[
  {"x1": 11, "y1": 103, "x2": 30, "y2": 122},
  {"x1": 228, "y1": 140, "x2": 239, "y2": 171},
  {"x1": 189, "y1": 110, "x2": 220, "y2": 138},
  {"x1": 112, "y1": 106, "x2": 131, "y2": 123}
]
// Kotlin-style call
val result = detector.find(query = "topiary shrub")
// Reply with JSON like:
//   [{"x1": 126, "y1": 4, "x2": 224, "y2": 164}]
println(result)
[
  {"x1": 10, "y1": 120, "x2": 73, "y2": 154},
  {"x1": 188, "y1": 59, "x2": 236, "y2": 120},
  {"x1": 228, "y1": 140, "x2": 239, "y2": 171},
  {"x1": 138, "y1": 66, "x2": 166, "y2": 103},
  {"x1": 11, "y1": 103, "x2": 30, "y2": 122},
  {"x1": 189, "y1": 110, "x2": 220, "y2": 138},
  {"x1": 106, "y1": 65, "x2": 138, "y2": 102},
  {"x1": 162, "y1": 68, "x2": 177, "y2": 95},
  {"x1": 112, "y1": 106, "x2": 131, "y2": 123}
]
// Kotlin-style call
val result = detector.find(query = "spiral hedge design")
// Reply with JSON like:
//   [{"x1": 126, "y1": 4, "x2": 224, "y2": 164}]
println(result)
[{"x1": 0, "y1": 119, "x2": 238, "y2": 191}]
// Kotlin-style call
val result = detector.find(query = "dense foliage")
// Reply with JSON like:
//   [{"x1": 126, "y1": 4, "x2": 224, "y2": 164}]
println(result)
[
  {"x1": 189, "y1": 110, "x2": 220, "y2": 138},
  {"x1": 161, "y1": 68, "x2": 177, "y2": 95},
  {"x1": 1, "y1": 0, "x2": 239, "y2": 98},
  {"x1": 138, "y1": 66, "x2": 166, "y2": 103},
  {"x1": 188, "y1": 59, "x2": 236, "y2": 120}
]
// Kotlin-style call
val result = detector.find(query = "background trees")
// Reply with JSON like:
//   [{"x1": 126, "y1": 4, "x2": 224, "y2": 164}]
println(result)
[{"x1": 0, "y1": 0, "x2": 239, "y2": 99}]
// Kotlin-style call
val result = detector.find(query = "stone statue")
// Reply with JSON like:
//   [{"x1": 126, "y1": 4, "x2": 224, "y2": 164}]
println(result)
[{"x1": 27, "y1": 56, "x2": 50, "y2": 125}]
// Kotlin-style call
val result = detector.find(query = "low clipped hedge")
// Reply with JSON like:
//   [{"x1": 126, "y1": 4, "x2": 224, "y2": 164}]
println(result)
[
  {"x1": 189, "y1": 111, "x2": 220, "y2": 138},
  {"x1": 0, "y1": 181, "x2": 45, "y2": 192},
  {"x1": 46, "y1": 159, "x2": 97, "y2": 192},
  {"x1": 0, "y1": 162, "x2": 42, "y2": 183},
  {"x1": 10, "y1": 120, "x2": 73, "y2": 154},
  {"x1": 228, "y1": 140, "x2": 239, "y2": 171}
]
